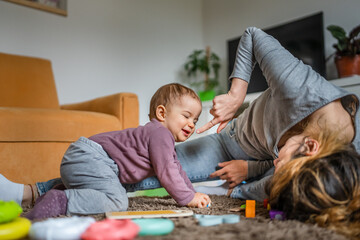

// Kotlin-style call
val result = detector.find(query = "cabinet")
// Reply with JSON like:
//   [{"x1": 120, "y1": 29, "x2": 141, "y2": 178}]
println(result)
[{"x1": 328, "y1": 75, "x2": 360, "y2": 96}]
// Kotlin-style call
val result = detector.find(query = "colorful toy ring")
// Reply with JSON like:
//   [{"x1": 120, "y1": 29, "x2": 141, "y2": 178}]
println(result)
[
  {"x1": 0, "y1": 201, "x2": 22, "y2": 223},
  {"x1": 132, "y1": 218, "x2": 174, "y2": 236},
  {"x1": 0, "y1": 217, "x2": 31, "y2": 240},
  {"x1": 29, "y1": 216, "x2": 95, "y2": 240},
  {"x1": 194, "y1": 214, "x2": 240, "y2": 226},
  {"x1": 81, "y1": 219, "x2": 139, "y2": 240}
]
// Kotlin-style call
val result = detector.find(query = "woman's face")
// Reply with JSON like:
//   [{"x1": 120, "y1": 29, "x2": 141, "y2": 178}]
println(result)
[{"x1": 274, "y1": 135, "x2": 307, "y2": 172}]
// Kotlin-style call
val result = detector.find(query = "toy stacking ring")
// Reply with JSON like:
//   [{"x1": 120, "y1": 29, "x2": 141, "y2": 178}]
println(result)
[
  {"x1": 132, "y1": 218, "x2": 174, "y2": 236},
  {"x1": 29, "y1": 216, "x2": 95, "y2": 240},
  {"x1": 81, "y1": 219, "x2": 140, "y2": 240},
  {"x1": 0, "y1": 217, "x2": 31, "y2": 240},
  {"x1": 194, "y1": 214, "x2": 240, "y2": 227},
  {"x1": 0, "y1": 201, "x2": 23, "y2": 224}
]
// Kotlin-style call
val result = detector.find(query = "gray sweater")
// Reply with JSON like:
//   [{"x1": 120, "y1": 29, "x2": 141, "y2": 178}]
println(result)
[{"x1": 230, "y1": 27, "x2": 360, "y2": 178}]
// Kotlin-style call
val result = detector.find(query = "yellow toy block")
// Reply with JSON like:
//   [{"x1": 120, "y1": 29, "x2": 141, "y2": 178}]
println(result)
[{"x1": 245, "y1": 200, "x2": 255, "y2": 218}]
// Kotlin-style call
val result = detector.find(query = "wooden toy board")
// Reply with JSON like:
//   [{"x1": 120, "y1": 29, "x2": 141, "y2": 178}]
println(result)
[{"x1": 106, "y1": 210, "x2": 194, "y2": 219}]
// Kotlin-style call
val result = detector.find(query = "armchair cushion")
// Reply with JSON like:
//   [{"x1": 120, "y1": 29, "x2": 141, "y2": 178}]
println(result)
[
  {"x1": 61, "y1": 92, "x2": 139, "y2": 130},
  {"x1": 0, "y1": 107, "x2": 121, "y2": 142}
]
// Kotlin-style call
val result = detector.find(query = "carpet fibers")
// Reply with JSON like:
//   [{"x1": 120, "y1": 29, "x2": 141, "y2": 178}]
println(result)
[{"x1": 22, "y1": 195, "x2": 349, "y2": 240}]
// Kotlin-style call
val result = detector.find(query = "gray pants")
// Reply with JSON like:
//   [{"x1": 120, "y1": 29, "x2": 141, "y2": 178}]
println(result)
[{"x1": 60, "y1": 137, "x2": 128, "y2": 215}]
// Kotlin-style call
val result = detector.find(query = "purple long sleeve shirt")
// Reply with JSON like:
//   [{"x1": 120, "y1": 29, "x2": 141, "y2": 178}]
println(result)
[{"x1": 89, "y1": 119, "x2": 195, "y2": 206}]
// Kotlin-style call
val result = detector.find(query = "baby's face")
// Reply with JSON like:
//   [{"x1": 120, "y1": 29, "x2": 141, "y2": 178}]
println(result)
[{"x1": 162, "y1": 95, "x2": 202, "y2": 142}]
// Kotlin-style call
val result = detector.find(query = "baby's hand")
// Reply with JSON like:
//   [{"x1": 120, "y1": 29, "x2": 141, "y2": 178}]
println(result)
[{"x1": 187, "y1": 192, "x2": 211, "y2": 208}]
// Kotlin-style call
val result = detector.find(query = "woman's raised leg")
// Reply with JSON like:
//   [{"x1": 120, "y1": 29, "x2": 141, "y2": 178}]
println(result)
[{"x1": 125, "y1": 120, "x2": 251, "y2": 192}]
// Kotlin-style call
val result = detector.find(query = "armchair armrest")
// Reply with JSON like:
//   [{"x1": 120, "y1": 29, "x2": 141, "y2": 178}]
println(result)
[{"x1": 60, "y1": 93, "x2": 139, "y2": 129}]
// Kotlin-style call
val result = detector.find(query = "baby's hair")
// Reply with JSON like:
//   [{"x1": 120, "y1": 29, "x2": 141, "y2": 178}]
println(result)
[
  {"x1": 267, "y1": 128, "x2": 360, "y2": 238},
  {"x1": 148, "y1": 83, "x2": 200, "y2": 121}
]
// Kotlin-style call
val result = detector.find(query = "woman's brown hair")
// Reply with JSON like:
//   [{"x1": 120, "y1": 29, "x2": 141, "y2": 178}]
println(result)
[{"x1": 267, "y1": 129, "x2": 360, "y2": 239}]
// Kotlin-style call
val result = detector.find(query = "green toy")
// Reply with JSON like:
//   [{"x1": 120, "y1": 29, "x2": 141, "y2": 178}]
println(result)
[
  {"x1": 0, "y1": 201, "x2": 22, "y2": 223},
  {"x1": 0, "y1": 201, "x2": 30, "y2": 240}
]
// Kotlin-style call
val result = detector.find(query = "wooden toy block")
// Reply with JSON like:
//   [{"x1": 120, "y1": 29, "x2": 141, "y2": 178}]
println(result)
[
  {"x1": 229, "y1": 204, "x2": 246, "y2": 212},
  {"x1": 245, "y1": 200, "x2": 255, "y2": 218}
]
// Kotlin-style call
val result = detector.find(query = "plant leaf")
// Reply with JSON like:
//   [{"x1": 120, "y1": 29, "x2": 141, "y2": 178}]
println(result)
[
  {"x1": 327, "y1": 25, "x2": 347, "y2": 41},
  {"x1": 349, "y1": 24, "x2": 360, "y2": 40},
  {"x1": 183, "y1": 48, "x2": 221, "y2": 92}
]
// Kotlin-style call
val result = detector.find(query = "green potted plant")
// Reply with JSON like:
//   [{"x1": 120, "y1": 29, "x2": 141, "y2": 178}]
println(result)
[
  {"x1": 327, "y1": 24, "x2": 360, "y2": 78},
  {"x1": 184, "y1": 46, "x2": 221, "y2": 101}
]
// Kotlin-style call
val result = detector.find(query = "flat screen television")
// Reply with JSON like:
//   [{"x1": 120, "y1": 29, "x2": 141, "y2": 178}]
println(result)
[{"x1": 227, "y1": 12, "x2": 325, "y2": 93}]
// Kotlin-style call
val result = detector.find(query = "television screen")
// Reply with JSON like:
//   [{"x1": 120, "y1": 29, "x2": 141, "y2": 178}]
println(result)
[{"x1": 227, "y1": 12, "x2": 325, "y2": 93}]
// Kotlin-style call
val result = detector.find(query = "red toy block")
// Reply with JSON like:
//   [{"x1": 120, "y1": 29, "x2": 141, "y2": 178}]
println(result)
[{"x1": 263, "y1": 199, "x2": 268, "y2": 208}]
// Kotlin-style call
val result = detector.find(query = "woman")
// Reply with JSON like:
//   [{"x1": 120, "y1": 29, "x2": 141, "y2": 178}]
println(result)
[
  {"x1": 2, "y1": 27, "x2": 360, "y2": 237},
  {"x1": 130, "y1": 27, "x2": 360, "y2": 238},
  {"x1": 191, "y1": 27, "x2": 360, "y2": 238},
  {"x1": 134, "y1": 26, "x2": 359, "y2": 200}
]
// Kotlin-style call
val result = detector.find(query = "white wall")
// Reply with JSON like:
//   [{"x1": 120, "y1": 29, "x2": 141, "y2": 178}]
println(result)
[
  {"x1": 0, "y1": 0, "x2": 203, "y2": 125},
  {"x1": 1, "y1": 0, "x2": 360, "y2": 125},
  {"x1": 202, "y1": 0, "x2": 360, "y2": 91}
]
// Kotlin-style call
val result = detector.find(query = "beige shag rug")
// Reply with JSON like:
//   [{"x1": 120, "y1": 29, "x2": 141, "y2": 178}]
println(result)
[{"x1": 21, "y1": 195, "x2": 349, "y2": 240}]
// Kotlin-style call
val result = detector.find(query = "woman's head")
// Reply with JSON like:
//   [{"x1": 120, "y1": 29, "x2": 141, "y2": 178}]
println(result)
[
  {"x1": 274, "y1": 134, "x2": 319, "y2": 173},
  {"x1": 268, "y1": 141, "x2": 360, "y2": 238},
  {"x1": 274, "y1": 112, "x2": 355, "y2": 174}
]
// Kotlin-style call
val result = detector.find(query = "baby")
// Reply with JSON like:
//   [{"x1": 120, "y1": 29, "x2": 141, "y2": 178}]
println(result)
[{"x1": 0, "y1": 83, "x2": 211, "y2": 219}]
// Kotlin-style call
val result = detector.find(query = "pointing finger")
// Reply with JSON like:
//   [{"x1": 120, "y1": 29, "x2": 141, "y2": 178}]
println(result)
[
  {"x1": 217, "y1": 120, "x2": 230, "y2": 133},
  {"x1": 196, "y1": 118, "x2": 219, "y2": 134}
]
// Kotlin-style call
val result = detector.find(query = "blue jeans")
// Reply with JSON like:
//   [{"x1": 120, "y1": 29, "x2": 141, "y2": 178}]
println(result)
[
  {"x1": 37, "y1": 120, "x2": 273, "y2": 201},
  {"x1": 123, "y1": 119, "x2": 253, "y2": 190}
]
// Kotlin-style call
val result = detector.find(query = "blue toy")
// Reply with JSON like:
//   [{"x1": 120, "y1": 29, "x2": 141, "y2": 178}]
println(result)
[
  {"x1": 194, "y1": 214, "x2": 240, "y2": 226},
  {"x1": 132, "y1": 218, "x2": 174, "y2": 236}
]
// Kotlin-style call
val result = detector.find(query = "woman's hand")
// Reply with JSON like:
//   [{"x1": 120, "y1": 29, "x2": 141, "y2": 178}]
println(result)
[
  {"x1": 196, "y1": 78, "x2": 248, "y2": 134},
  {"x1": 210, "y1": 160, "x2": 248, "y2": 188},
  {"x1": 187, "y1": 192, "x2": 211, "y2": 208}
]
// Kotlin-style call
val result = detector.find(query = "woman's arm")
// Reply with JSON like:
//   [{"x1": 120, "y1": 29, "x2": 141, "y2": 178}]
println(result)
[
  {"x1": 209, "y1": 160, "x2": 247, "y2": 188},
  {"x1": 231, "y1": 27, "x2": 320, "y2": 97},
  {"x1": 209, "y1": 159, "x2": 274, "y2": 188},
  {"x1": 247, "y1": 160, "x2": 274, "y2": 179},
  {"x1": 196, "y1": 78, "x2": 248, "y2": 134},
  {"x1": 197, "y1": 27, "x2": 303, "y2": 134}
]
